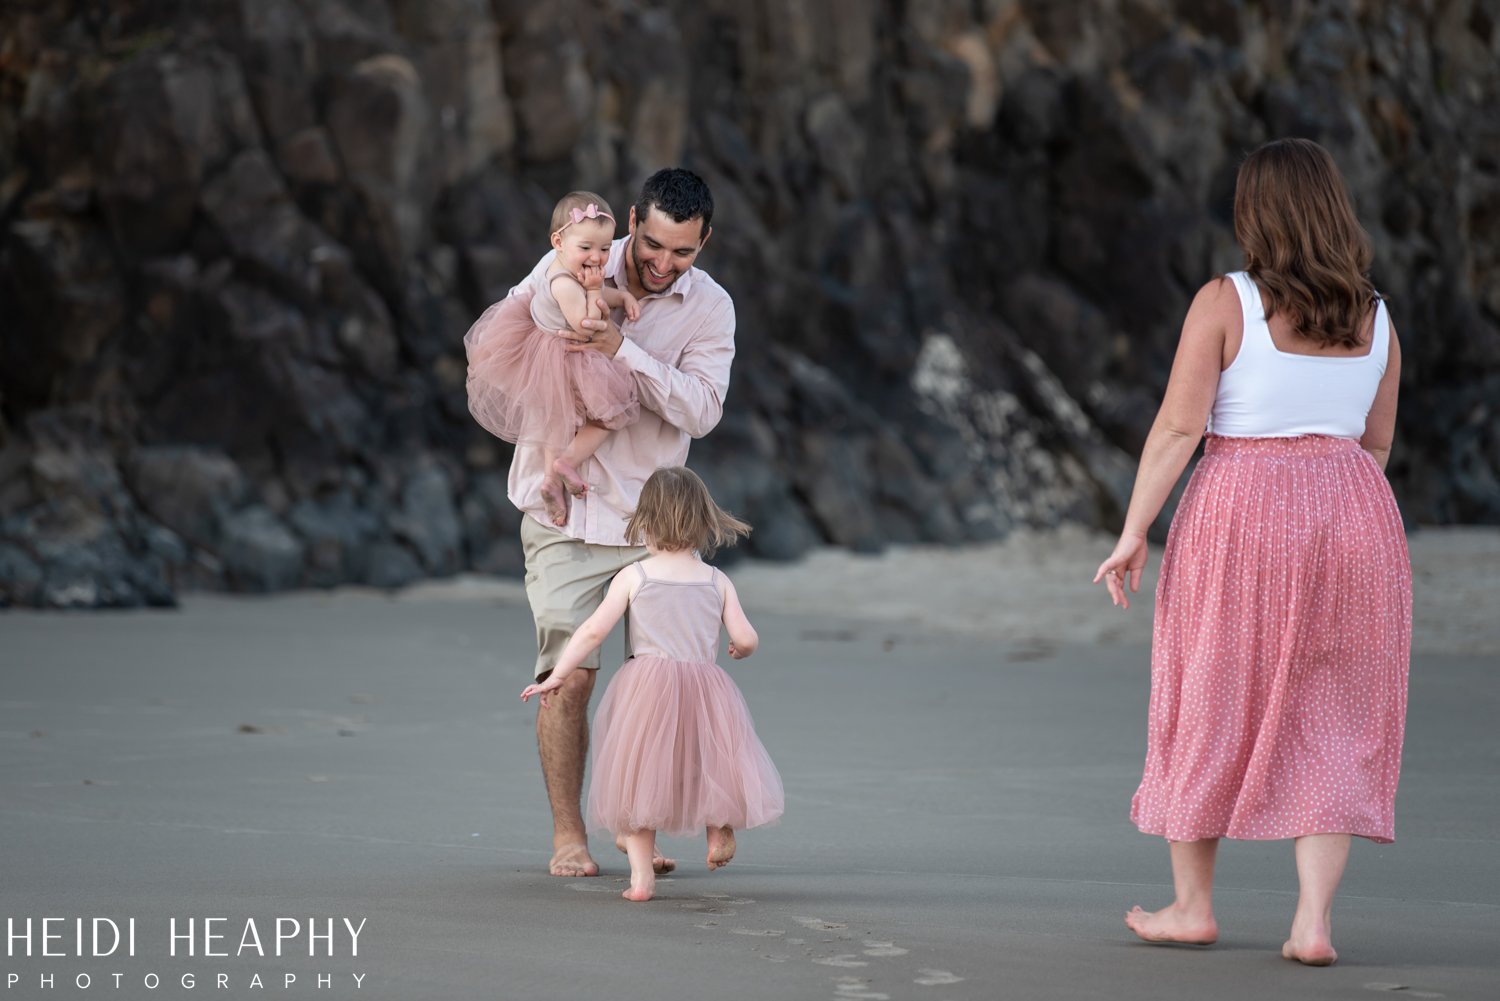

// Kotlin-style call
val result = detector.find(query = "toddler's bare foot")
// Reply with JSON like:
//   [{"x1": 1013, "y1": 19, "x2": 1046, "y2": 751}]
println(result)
[
  {"x1": 622, "y1": 872, "x2": 655, "y2": 902},
  {"x1": 540, "y1": 474, "x2": 570, "y2": 526},
  {"x1": 548, "y1": 843, "x2": 599, "y2": 878},
  {"x1": 707, "y1": 825, "x2": 736, "y2": 870},
  {"x1": 1282, "y1": 922, "x2": 1337, "y2": 966},
  {"x1": 554, "y1": 458, "x2": 587, "y2": 496},
  {"x1": 1124, "y1": 904, "x2": 1217, "y2": 945},
  {"x1": 615, "y1": 835, "x2": 675, "y2": 874}
]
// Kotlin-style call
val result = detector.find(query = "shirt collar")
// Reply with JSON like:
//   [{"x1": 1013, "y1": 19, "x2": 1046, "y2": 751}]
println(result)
[{"x1": 606, "y1": 236, "x2": 697, "y2": 301}]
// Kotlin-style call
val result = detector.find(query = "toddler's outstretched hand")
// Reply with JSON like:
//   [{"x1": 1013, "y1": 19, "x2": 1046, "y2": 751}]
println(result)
[
  {"x1": 621, "y1": 290, "x2": 641, "y2": 322},
  {"x1": 728, "y1": 641, "x2": 749, "y2": 660},
  {"x1": 520, "y1": 676, "x2": 563, "y2": 707}
]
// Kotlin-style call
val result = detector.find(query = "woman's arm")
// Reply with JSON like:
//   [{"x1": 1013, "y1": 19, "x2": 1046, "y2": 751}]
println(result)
[
  {"x1": 1094, "y1": 278, "x2": 1232, "y2": 607},
  {"x1": 1360, "y1": 317, "x2": 1401, "y2": 471}
]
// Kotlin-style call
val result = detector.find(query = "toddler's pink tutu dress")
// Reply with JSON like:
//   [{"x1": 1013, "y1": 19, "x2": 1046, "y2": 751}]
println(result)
[
  {"x1": 463, "y1": 268, "x2": 638, "y2": 451},
  {"x1": 588, "y1": 563, "x2": 784, "y2": 837}
]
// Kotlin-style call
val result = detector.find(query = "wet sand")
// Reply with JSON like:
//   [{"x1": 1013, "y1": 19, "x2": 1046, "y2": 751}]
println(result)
[{"x1": 2, "y1": 526, "x2": 1496, "y2": 999}]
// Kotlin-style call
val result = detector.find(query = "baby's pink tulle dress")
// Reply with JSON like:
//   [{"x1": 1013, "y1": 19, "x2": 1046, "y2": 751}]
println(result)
[
  {"x1": 588, "y1": 563, "x2": 784, "y2": 837},
  {"x1": 463, "y1": 269, "x2": 638, "y2": 451}
]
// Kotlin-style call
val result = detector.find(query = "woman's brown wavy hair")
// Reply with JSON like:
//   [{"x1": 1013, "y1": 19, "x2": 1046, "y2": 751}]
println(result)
[
  {"x1": 1233, "y1": 138, "x2": 1380, "y2": 349},
  {"x1": 626, "y1": 466, "x2": 750, "y2": 558}
]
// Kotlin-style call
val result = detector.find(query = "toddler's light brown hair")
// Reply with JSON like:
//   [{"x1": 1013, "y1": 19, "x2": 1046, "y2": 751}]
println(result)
[{"x1": 626, "y1": 466, "x2": 750, "y2": 558}]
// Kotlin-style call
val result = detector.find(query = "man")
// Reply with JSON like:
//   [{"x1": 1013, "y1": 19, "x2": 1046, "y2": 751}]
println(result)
[{"x1": 506, "y1": 168, "x2": 734, "y2": 876}]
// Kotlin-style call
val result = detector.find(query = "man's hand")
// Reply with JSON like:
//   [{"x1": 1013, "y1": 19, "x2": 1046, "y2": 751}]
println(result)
[{"x1": 562, "y1": 313, "x2": 624, "y2": 358}]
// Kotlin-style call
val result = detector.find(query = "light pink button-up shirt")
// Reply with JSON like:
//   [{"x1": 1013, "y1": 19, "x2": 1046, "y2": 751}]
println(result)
[{"x1": 506, "y1": 236, "x2": 736, "y2": 545}]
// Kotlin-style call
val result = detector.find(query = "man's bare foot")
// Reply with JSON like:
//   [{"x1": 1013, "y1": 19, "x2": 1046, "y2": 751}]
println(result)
[
  {"x1": 548, "y1": 843, "x2": 598, "y2": 878},
  {"x1": 540, "y1": 474, "x2": 570, "y2": 526},
  {"x1": 707, "y1": 825, "x2": 736, "y2": 870},
  {"x1": 1282, "y1": 927, "x2": 1337, "y2": 966},
  {"x1": 1124, "y1": 904, "x2": 1217, "y2": 945},
  {"x1": 615, "y1": 836, "x2": 675, "y2": 874},
  {"x1": 554, "y1": 458, "x2": 587, "y2": 497}
]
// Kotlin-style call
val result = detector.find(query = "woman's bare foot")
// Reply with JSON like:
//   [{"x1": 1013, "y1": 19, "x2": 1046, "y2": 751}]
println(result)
[
  {"x1": 614, "y1": 835, "x2": 676, "y2": 874},
  {"x1": 548, "y1": 843, "x2": 599, "y2": 878},
  {"x1": 1282, "y1": 921, "x2": 1337, "y2": 966},
  {"x1": 554, "y1": 458, "x2": 587, "y2": 497},
  {"x1": 540, "y1": 474, "x2": 570, "y2": 526},
  {"x1": 1124, "y1": 904, "x2": 1218, "y2": 945},
  {"x1": 707, "y1": 825, "x2": 735, "y2": 870}
]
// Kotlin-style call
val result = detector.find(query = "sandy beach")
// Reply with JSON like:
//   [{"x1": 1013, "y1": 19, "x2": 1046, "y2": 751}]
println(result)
[
  {"x1": 406, "y1": 524, "x2": 1500, "y2": 656},
  {"x1": 3, "y1": 525, "x2": 1496, "y2": 1001}
]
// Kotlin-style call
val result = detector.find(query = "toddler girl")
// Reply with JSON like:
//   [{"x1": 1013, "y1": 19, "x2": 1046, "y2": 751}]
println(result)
[
  {"x1": 464, "y1": 191, "x2": 642, "y2": 525},
  {"x1": 520, "y1": 466, "x2": 784, "y2": 902}
]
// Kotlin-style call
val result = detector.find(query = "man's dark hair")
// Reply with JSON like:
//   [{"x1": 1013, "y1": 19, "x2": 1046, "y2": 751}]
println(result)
[{"x1": 634, "y1": 168, "x2": 713, "y2": 240}]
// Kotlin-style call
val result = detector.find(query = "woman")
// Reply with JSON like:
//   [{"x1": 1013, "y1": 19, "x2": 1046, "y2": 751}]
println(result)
[{"x1": 1094, "y1": 138, "x2": 1410, "y2": 967}]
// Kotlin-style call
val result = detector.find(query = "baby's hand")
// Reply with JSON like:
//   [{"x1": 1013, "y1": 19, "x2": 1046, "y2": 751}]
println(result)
[
  {"x1": 577, "y1": 263, "x2": 604, "y2": 290},
  {"x1": 620, "y1": 290, "x2": 641, "y2": 322},
  {"x1": 728, "y1": 642, "x2": 747, "y2": 660}
]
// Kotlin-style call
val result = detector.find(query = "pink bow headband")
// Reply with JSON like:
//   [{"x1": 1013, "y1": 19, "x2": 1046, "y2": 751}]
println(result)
[{"x1": 556, "y1": 203, "x2": 615, "y2": 233}]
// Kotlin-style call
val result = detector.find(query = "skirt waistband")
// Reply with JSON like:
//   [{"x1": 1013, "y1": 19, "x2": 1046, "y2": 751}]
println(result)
[{"x1": 1203, "y1": 434, "x2": 1364, "y2": 458}]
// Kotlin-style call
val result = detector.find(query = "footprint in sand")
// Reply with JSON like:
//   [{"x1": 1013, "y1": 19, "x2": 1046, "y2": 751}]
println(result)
[
  {"x1": 568, "y1": 884, "x2": 613, "y2": 893},
  {"x1": 914, "y1": 968, "x2": 965, "y2": 986},
  {"x1": 679, "y1": 901, "x2": 737, "y2": 916},
  {"x1": 792, "y1": 915, "x2": 848, "y2": 930},
  {"x1": 730, "y1": 928, "x2": 785, "y2": 937},
  {"x1": 831, "y1": 978, "x2": 890, "y2": 1000},
  {"x1": 813, "y1": 954, "x2": 869, "y2": 968},
  {"x1": 861, "y1": 941, "x2": 909, "y2": 957}
]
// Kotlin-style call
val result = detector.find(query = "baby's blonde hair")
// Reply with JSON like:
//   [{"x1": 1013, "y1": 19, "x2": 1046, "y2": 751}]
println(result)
[
  {"x1": 626, "y1": 466, "x2": 750, "y2": 558},
  {"x1": 550, "y1": 190, "x2": 617, "y2": 236}
]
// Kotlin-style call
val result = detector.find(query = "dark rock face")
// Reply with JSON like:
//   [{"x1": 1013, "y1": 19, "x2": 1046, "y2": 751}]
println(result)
[{"x1": 1, "y1": 0, "x2": 1497, "y2": 607}]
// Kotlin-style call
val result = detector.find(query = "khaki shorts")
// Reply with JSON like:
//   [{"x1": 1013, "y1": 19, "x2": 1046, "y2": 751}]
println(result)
[{"x1": 521, "y1": 515, "x2": 647, "y2": 680}]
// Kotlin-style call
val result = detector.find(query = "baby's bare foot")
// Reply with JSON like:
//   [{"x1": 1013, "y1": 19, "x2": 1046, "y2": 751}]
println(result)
[
  {"x1": 540, "y1": 474, "x2": 570, "y2": 526},
  {"x1": 615, "y1": 835, "x2": 676, "y2": 874},
  {"x1": 554, "y1": 458, "x2": 587, "y2": 496},
  {"x1": 707, "y1": 825, "x2": 736, "y2": 870},
  {"x1": 1124, "y1": 904, "x2": 1217, "y2": 945}
]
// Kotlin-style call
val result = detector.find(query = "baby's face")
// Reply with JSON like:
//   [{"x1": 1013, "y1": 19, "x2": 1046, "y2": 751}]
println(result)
[{"x1": 552, "y1": 218, "x2": 615, "y2": 276}]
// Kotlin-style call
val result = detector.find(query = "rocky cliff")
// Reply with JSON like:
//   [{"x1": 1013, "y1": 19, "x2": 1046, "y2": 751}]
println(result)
[{"x1": 2, "y1": 0, "x2": 1497, "y2": 607}]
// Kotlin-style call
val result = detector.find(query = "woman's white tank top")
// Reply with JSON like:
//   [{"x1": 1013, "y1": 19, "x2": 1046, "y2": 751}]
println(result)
[{"x1": 1207, "y1": 271, "x2": 1389, "y2": 439}]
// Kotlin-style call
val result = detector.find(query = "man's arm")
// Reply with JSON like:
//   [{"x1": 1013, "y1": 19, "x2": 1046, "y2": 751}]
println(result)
[{"x1": 575, "y1": 298, "x2": 736, "y2": 439}]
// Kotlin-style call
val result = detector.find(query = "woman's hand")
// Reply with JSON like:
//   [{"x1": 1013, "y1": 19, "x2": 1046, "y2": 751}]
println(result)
[{"x1": 1093, "y1": 533, "x2": 1149, "y2": 609}]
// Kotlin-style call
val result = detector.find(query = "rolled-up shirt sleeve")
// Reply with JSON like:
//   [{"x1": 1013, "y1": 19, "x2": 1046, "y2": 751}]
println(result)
[{"x1": 615, "y1": 298, "x2": 735, "y2": 439}]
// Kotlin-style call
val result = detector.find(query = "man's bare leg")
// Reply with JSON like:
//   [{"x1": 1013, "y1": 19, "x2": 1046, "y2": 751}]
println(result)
[
  {"x1": 1282, "y1": 834, "x2": 1350, "y2": 966},
  {"x1": 1125, "y1": 838, "x2": 1220, "y2": 945},
  {"x1": 536, "y1": 668, "x2": 598, "y2": 876}
]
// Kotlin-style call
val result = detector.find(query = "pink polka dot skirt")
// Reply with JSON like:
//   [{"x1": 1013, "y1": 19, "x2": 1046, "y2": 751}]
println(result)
[{"x1": 1131, "y1": 435, "x2": 1411, "y2": 844}]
